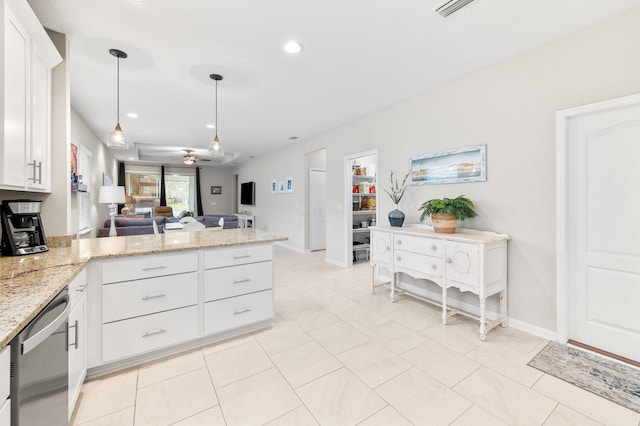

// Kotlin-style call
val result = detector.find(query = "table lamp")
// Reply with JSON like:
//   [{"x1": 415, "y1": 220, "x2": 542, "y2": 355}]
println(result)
[{"x1": 99, "y1": 186, "x2": 126, "y2": 237}]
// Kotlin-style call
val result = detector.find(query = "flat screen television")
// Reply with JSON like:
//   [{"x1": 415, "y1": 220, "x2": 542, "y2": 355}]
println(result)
[{"x1": 240, "y1": 181, "x2": 255, "y2": 205}]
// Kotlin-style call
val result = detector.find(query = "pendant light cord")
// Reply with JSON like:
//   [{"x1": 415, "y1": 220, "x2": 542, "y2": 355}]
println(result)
[
  {"x1": 117, "y1": 56, "x2": 120, "y2": 125},
  {"x1": 215, "y1": 79, "x2": 218, "y2": 138}
]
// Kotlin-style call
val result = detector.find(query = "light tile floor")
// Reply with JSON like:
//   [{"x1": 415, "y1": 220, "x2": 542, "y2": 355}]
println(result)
[{"x1": 72, "y1": 247, "x2": 640, "y2": 426}]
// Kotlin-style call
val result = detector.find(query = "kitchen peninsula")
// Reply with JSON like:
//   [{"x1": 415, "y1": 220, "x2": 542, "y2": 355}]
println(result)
[{"x1": 0, "y1": 228, "x2": 285, "y2": 367}]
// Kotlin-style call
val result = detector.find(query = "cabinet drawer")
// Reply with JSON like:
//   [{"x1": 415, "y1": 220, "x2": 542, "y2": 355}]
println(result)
[
  {"x1": 0, "y1": 346, "x2": 8, "y2": 401},
  {"x1": 204, "y1": 262, "x2": 272, "y2": 302},
  {"x1": 204, "y1": 290, "x2": 273, "y2": 335},
  {"x1": 103, "y1": 272, "x2": 197, "y2": 323},
  {"x1": 203, "y1": 245, "x2": 272, "y2": 269},
  {"x1": 101, "y1": 252, "x2": 198, "y2": 284},
  {"x1": 68, "y1": 267, "x2": 87, "y2": 310},
  {"x1": 394, "y1": 250, "x2": 441, "y2": 278},
  {"x1": 102, "y1": 306, "x2": 198, "y2": 362},
  {"x1": 394, "y1": 235, "x2": 442, "y2": 257}
]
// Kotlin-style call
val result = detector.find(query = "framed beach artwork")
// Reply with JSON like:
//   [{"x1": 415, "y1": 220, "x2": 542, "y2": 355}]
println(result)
[{"x1": 409, "y1": 144, "x2": 486, "y2": 185}]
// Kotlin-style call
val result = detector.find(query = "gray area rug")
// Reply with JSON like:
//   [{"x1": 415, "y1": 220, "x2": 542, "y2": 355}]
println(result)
[{"x1": 528, "y1": 341, "x2": 640, "y2": 413}]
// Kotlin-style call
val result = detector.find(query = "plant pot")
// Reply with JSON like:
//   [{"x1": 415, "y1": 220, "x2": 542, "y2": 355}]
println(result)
[
  {"x1": 431, "y1": 213, "x2": 457, "y2": 233},
  {"x1": 388, "y1": 209, "x2": 405, "y2": 227}
]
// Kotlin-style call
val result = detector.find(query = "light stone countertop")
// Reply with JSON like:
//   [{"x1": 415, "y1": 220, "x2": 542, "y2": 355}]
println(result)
[{"x1": 0, "y1": 228, "x2": 286, "y2": 349}]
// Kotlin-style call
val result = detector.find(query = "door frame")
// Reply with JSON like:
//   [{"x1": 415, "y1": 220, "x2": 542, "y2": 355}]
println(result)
[
  {"x1": 556, "y1": 92, "x2": 640, "y2": 343},
  {"x1": 344, "y1": 149, "x2": 378, "y2": 267},
  {"x1": 308, "y1": 168, "x2": 326, "y2": 251}
]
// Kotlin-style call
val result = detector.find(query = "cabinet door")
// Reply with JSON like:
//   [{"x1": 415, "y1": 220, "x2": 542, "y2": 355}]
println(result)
[
  {"x1": 68, "y1": 293, "x2": 86, "y2": 418},
  {"x1": 370, "y1": 230, "x2": 392, "y2": 265},
  {"x1": 28, "y1": 46, "x2": 50, "y2": 191},
  {"x1": 444, "y1": 241, "x2": 479, "y2": 287},
  {"x1": 1, "y1": 9, "x2": 29, "y2": 189}
]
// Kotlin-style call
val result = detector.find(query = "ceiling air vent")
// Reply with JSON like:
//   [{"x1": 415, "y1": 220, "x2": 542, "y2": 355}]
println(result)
[{"x1": 436, "y1": 0, "x2": 475, "y2": 17}]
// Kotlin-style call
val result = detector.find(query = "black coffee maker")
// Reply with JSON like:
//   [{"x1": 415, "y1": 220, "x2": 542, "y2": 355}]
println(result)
[{"x1": 1, "y1": 200, "x2": 48, "y2": 256}]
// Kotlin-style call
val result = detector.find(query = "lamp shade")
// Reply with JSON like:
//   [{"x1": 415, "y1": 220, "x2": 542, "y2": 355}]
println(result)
[{"x1": 99, "y1": 186, "x2": 126, "y2": 204}]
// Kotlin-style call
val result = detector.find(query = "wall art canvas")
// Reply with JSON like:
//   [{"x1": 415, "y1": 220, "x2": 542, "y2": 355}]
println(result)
[{"x1": 409, "y1": 144, "x2": 486, "y2": 185}]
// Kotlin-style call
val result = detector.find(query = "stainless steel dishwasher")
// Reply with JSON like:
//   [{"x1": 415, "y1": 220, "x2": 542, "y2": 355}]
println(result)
[{"x1": 11, "y1": 287, "x2": 69, "y2": 426}]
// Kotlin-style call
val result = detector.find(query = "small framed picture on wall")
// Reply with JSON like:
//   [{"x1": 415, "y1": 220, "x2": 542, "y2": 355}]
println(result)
[
  {"x1": 286, "y1": 176, "x2": 293, "y2": 193},
  {"x1": 271, "y1": 179, "x2": 278, "y2": 194},
  {"x1": 211, "y1": 186, "x2": 222, "y2": 194}
]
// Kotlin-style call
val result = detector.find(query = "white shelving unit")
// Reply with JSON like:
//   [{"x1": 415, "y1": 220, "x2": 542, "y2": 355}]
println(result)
[{"x1": 351, "y1": 163, "x2": 377, "y2": 262}]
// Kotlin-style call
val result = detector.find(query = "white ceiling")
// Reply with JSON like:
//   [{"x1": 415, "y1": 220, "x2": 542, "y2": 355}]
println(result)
[{"x1": 28, "y1": 0, "x2": 640, "y2": 167}]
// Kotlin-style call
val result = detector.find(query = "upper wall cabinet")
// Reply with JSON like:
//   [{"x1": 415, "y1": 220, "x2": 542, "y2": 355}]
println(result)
[{"x1": 0, "y1": 0, "x2": 62, "y2": 192}]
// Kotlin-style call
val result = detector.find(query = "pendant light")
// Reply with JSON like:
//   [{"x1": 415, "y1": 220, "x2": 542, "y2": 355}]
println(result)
[
  {"x1": 107, "y1": 49, "x2": 129, "y2": 149},
  {"x1": 209, "y1": 73, "x2": 224, "y2": 157}
]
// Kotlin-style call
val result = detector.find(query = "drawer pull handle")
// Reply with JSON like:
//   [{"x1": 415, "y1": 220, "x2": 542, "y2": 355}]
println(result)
[
  {"x1": 386, "y1": 246, "x2": 390, "y2": 251},
  {"x1": 142, "y1": 266, "x2": 167, "y2": 271},
  {"x1": 233, "y1": 278, "x2": 251, "y2": 284},
  {"x1": 234, "y1": 308, "x2": 252, "y2": 315},
  {"x1": 447, "y1": 258, "x2": 453, "y2": 264},
  {"x1": 142, "y1": 329, "x2": 167, "y2": 338},
  {"x1": 396, "y1": 256, "x2": 402, "y2": 261},
  {"x1": 431, "y1": 264, "x2": 437, "y2": 270},
  {"x1": 431, "y1": 245, "x2": 437, "y2": 251},
  {"x1": 396, "y1": 240, "x2": 402, "y2": 245},
  {"x1": 76, "y1": 285, "x2": 87, "y2": 292},
  {"x1": 233, "y1": 255, "x2": 251, "y2": 259},
  {"x1": 142, "y1": 293, "x2": 167, "y2": 301}
]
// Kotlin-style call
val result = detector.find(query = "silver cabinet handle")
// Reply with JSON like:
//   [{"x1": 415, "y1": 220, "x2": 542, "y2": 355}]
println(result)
[
  {"x1": 27, "y1": 161, "x2": 42, "y2": 184},
  {"x1": 385, "y1": 246, "x2": 390, "y2": 251},
  {"x1": 431, "y1": 245, "x2": 437, "y2": 251},
  {"x1": 396, "y1": 256, "x2": 402, "y2": 261},
  {"x1": 431, "y1": 264, "x2": 437, "y2": 270},
  {"x1": 447, "y1": 258, "x2": 453, "y2": 264},
  {"x1": 396, "y1": 239, "x2": 402, "y2": 245},
  {"x1": 76, "y1": 285, "x2": 87, "y2": 293},
  {"x1": 142, "y1": 293, "x2": 167, "y2": 301},
  {"x1": 233, "y1": 278, "x2": 251, "y2": 284},
  {"x1": 234, "y1": 308, "x2": 252, "y2": 315},
  {"x1": 142, "y1": 329, "x2": 166, "y2": 338},
  {"x1": 37, "y1": 161, "x2": 42, "y2": 184},
  {"x1": 68, "y1": 320, "x2": 79, "y2": 349},
  {"x1": 142, "y1": 266, "x2": 167, "y2": 271},
  {"x1": 22, "y1": 297, "x2": 70, "y2": 355},
  {"x1": 233, "y1": 255, "x2": 251, "y2": 259}
]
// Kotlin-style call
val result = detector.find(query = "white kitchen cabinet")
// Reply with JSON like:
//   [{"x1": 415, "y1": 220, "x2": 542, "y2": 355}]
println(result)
[
  {"x1": 0, "y1": 346, "x2": 10, "y2": 426},
  {"x1": 68, "y1": 268, "x2": 87, "y2": 419},
  {"x1": 370, "y1": 225, "x2": 508, "y2": 340},
  {"x1": 0, "y1": 0, "x2": 62, "y2": 191}
]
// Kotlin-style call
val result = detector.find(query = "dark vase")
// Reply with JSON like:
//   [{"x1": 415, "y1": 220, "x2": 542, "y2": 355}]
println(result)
[{"x1": 388, "y1": 208, "x2": 405, "y2": 227}]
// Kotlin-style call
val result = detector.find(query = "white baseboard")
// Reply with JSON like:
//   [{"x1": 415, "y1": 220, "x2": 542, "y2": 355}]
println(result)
[
  {"x1": 325, "y1": 257, "x2": 347, "y2": 268},
  {"x1": 275, "y1": 241, "x2": 305, "y2": 253},
  {"x1": 507, "y1": 318, "x2": 557, "y2": 341}
]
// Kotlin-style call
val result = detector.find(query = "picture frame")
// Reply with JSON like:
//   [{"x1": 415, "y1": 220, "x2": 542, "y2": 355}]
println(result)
[
  {"x1": 278, "y1": 180, "x2": 285, "y2": 193},
  {"x1": 210, "y1": 185, "x2": 222, "y2": 195},
  {"x1": 271, "y1": 179, "x2": 278, "y2": 194},
  {"x1": 286, "y1": 176, "x2": 293, "y2": 193},
  {"x1": 103, "y1": 173, "x2": 113, "y2": 186},
  {"x1": 409, "y1": 144, "x2": 486, "y2": 185}
]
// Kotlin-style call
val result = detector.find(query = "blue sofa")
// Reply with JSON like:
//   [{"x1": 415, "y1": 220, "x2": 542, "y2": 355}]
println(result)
[{"x1": 97, "y1": 215, "x2": 238, "y2": 237}]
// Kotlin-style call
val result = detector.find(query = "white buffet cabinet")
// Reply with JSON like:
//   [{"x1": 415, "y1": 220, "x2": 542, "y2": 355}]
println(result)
[
  {"x1": 370, "y1": 225, "x2": 509, "y2": 340},
  {"x1": 86, "y1": 244, "x2": 274, "y2": 376}
]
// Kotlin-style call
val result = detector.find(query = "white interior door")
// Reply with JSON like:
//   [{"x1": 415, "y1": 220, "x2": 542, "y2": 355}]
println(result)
[
  {"x1": 563, "y1": 96, "x2": 640, "y2": 362},
  {"x1": 309, "y1": 169, "x2": 326, "y2": 251}
]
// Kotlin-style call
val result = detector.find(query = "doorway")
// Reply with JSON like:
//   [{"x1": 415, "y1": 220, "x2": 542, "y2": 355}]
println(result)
[
  {"x1": 557, "y1": 93, "x2": 640, "y2": 362},
  {"x1": 309, "y1": 169, "x2": 326, "y2": 251}
]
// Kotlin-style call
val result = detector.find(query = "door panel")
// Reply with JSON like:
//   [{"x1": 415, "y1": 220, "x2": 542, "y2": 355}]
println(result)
[{"x1": 567, "y1": 101, "x2": 640, "y2": 362}]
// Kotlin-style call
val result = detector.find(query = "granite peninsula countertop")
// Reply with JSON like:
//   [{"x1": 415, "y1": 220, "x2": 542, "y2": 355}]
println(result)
[{"x1": 0, "y1": 228, "x2": 286, "y2": 349}]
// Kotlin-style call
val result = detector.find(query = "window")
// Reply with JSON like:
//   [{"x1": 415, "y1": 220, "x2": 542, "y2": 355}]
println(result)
[
  {"x1": 77, "y1": 145, "x2": 92, "y2": 232},
  {"x1": 125, "y1": 165, "x2": 196, "y2": 217}
]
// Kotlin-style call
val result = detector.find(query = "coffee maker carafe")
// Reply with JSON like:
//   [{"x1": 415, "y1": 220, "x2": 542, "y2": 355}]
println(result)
[{"x1": 1, "y1": 200, "x2": 48, "y2": 256}]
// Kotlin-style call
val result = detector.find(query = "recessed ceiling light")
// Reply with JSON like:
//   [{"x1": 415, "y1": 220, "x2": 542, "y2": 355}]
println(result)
[
  {"x1": 283, "y1": 40, "x2": 303, "y2": 54},
  {"x1": 206, "y1": 124, "x2": 215, "y2": 129},
  {"x1": 128, "y1": 157, "x2": 134, "y2": 160},
  {"x1": 126, "y1": 112, "x2": 139, "y2": 118}
]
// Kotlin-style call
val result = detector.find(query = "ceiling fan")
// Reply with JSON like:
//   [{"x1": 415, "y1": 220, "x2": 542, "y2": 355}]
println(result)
[{"x1": 182, "y1": 149, "x2": 210, "y2": 165}]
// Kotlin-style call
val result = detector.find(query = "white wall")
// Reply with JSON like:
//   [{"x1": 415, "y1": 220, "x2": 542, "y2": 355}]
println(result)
[
  {"x1": 70, "y1": 107, "x2": 118, "y2": 237},
  {"x1": 235, "y1": 6, "x2": 640, "y2": 332}
]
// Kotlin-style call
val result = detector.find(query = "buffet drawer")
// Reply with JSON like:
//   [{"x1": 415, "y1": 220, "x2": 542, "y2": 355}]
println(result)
[
  {"x1": 394, "y1": 234, "x2": 442, "y2": 257},
  {"x1": 204, "y1": 290, "x2": 273, "y2": 335},
  {"x1": 101, "y1": 252, "x2": 198, "y2": 284},
  {"x1": 394, "y1": 250, "x2": 442, "y2": 278},
  {"x1": 102, "y1": 306, "x2": 198, "y2": 362},
  {"x1": 102, "y1": 272, "x2": 198, "y2": 323},
  {"x1": 203, "y1": 245, "x2": 272, "y2": 270},
  {"x1": 204, "y1": 262, "x2": 272, "y2": 302}
]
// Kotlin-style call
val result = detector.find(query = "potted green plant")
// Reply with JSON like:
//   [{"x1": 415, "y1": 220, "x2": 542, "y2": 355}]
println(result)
[
  {"x1": 383, "y1": 170, "x2": 410, "y2": 227},
  {"x1": 418, "y1": 195, "x2": 477, "y2": 233}
]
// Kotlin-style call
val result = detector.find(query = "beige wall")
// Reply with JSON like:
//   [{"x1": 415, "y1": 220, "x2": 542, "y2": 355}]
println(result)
[
  {"x1": 198, "y1": 166, "x2": 235, "y2": 214},
  {"x1": 235, "y1": 6, "x2": 640, "y2": 333}
]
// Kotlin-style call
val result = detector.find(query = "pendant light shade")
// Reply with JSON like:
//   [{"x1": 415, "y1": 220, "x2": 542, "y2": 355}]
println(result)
[
  {"x1": 107, "y1": 49, "x2": 129, "y2": 149},
  {"x1": 209, "y1": 74, "x2": 224, "y2": 157}
]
